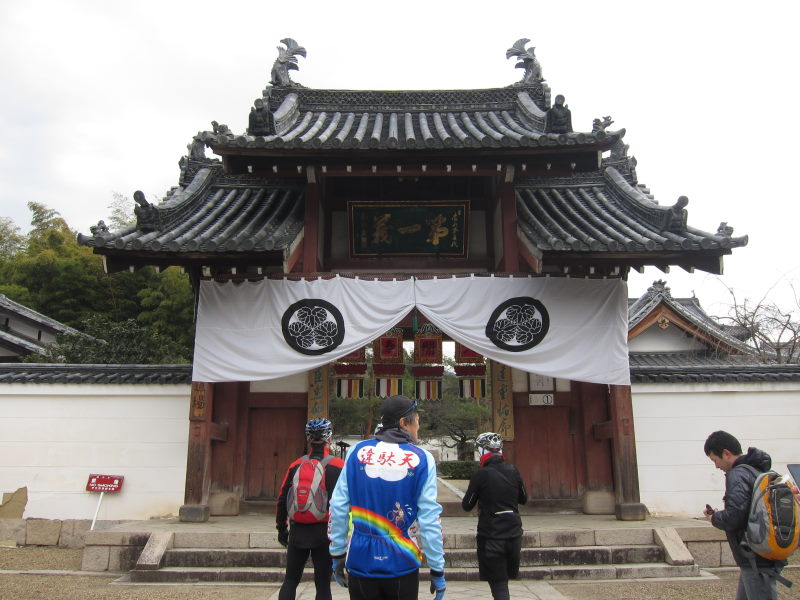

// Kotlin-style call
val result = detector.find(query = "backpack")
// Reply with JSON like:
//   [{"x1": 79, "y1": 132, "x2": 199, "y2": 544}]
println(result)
[
  {"x1": 739, "y1": 464, "x2": 799, "y2": 562},
  {"x1": 287, "y1": 455, "x2": 334, "y2": 524}
]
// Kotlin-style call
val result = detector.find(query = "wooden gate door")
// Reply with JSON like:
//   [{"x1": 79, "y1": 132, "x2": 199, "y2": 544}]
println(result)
[
  {"x1": 245, "y1": 407, "x2": 307, "y2": 499},
  {"x1": 513, "y1": 405, "x2": 578, "y2": 499}
]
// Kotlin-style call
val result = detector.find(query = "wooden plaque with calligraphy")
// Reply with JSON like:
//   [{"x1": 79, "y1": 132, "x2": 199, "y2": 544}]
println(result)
[
  {"x1": 307, "y1": 365, "x2": 329, "y2": 420},
  {"x1": 349, "y1": 201, "x2": 468, "y2": 257},
  {"x1": 373, "y1": 333, "x2": 404, "y2": 363},
  {"x1": 455, "y1": 343, "x2": 483, "y2": 364},
  {"x1": 336, "y1": 347, "x2": 366, "y2": 363},
  {"x1": 490, "y1": 360, "x2": 514, "y2": 441},
  {"x1": 414, "y1": 333, "x2": 443, "y2": 364}
]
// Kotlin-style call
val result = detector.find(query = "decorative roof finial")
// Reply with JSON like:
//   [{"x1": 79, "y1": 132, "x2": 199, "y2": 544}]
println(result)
[
  {"x1": 506, "y1": 38, "x2": 543, "y2": 84},
  {"x1": 270, "y1": 38, "x2": 307, "y2": 87},
  {"x1": 545, "y1": 94, "x2": 572, "y2": 133},
  {"x1": 592, "y1": 116, "x2": 614, "y2": 133},
  {"x1": 717, "y1": 222, "x2": 734, "y2": 237}
]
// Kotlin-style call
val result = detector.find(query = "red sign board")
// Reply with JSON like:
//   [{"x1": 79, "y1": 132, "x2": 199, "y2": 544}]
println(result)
[{"x1": 86, "y1": 474, "x2": 124, "y2": 493}]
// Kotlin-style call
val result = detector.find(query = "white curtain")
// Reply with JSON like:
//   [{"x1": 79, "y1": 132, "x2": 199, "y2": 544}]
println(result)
[
  {"x1": 192, "y1": 278, "x2": 415, "y2": 382},
  {"x1": 414, "y1": 277, "x2": 630, "y2": 385},
  {"x1": 193, "y1": 277, "x2": 630, "y2": 385}
]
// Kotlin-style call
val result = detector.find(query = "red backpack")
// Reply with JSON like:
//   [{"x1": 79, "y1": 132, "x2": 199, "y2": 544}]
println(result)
[{"x1": 287, "y1": 455, "x2": 334, "y2": 524}]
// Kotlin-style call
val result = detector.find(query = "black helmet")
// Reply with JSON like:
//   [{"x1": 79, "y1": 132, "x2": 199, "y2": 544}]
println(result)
[{"x1": 305, "y1": 418, "x2": 333, "y2": 442}]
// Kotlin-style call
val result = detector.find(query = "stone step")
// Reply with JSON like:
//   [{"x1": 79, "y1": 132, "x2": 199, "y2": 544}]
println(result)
[
  {"x1": 161, "y1": 544, "x2": 664, "y2": 569},
  {"x1": 130, "y1": 562, "x2": 700, "y2": 584}
]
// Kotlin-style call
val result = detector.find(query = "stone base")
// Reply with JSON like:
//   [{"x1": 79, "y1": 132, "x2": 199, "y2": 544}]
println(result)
[
  {"x1": 615, "y1": 502, "x2": 647, "y2": 521},
  {"x1": 179, "y1": 504, "x2": 210, "y2": 523},
  {"x1": 209, "y1": 492, "x2": 239, "y2": 516},
  {"x1": 582, "y1": 490, "x2": 615, "y2": 515}
]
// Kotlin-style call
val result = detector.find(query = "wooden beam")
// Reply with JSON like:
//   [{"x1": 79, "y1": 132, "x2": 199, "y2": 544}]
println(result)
[
  {"x1": 182, "y1": 382, "x2": 214, "y2": 521},
  {"x1": 608, "y1": 384, "x2": 646, "y2": 520},
  {"x1": 303, "y1": 167, "x2": 321, "y2": 272},
  {"x1": 498, "y1": 166, "x2": 519, "y2": 272}
]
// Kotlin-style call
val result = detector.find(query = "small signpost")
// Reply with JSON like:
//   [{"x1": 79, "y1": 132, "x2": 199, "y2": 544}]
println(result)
[{"x1": 86, "y1": 474, "x2": 124, "y2": 530}]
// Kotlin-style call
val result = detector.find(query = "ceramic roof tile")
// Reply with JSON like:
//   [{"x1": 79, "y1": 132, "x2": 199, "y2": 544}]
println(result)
[
  {"x1": 78, "y1": 166, "x2": 304, "y2": 255},
  {"x1": 0, "y1": 364, "x2": 192, "y2": 384}
]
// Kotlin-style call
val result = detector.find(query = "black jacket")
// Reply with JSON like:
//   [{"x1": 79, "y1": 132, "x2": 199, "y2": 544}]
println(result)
[
  {"x1": 462, "y1": 454, "x2": 527, "y2": 538},
  {"x1": 276, "y1": 443, "x2": 343, "y2": 549},
  {"x1": 711, "y1": 446, "x2": 781, "y2": 569}
]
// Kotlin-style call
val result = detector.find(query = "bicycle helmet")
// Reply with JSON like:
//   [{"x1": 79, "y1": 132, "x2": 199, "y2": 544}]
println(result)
[
  {"x1": 476, "y1": 432, "x2": 503, "y2": 452},
  {"x1": 305, "y1": 418, "x2": 333, "y2": 442}
]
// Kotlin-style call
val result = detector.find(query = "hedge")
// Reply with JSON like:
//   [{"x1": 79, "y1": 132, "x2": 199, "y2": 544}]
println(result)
[{"x1": 438, "y1": 460, "x2": 479, "y2": 479}]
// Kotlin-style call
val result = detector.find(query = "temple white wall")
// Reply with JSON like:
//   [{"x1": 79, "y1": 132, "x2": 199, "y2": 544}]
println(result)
[
  {"x1": 0, "y1": 383, "x2": 190, "y2": 520},
  {"x1": 628, "y1": 326, "x2": 706, "y2": 353},
  {"x1": 632, "y1": 381, "x2": 800, "y2": 517}
]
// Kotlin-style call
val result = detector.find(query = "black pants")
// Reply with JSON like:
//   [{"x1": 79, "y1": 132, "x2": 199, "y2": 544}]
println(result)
[
  {"x1": 348, "y1": 571, "x2": 419, "y2": 600},
  {"x1": 278, "y1": 542, "x2": 332, "y2": 600},
  {"x1": 477, "y1": 535, "x2": 522, "y2": 582}
]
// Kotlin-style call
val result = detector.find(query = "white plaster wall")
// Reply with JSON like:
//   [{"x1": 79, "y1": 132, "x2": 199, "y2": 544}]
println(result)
[
  {"x1": 629, "y1": 325, "x2": 705, "y2": 353},
  {"x1": 632, "y1": 381, "x2": 800, "y2": 517},
  {"x1": 0, "y1": 383, "x2": 190, "y2": 520},
  {"x1": 250, "y1": 372, "x2": 308, "y2": 393}
]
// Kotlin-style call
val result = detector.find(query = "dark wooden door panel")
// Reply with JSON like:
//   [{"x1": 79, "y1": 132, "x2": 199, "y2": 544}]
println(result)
[
  {"x1": 515, "y1": 406, "x2": 577, "y2": 499},
  {"x1": 245, "y1": 407, "x2": 306, "y2": 499}
]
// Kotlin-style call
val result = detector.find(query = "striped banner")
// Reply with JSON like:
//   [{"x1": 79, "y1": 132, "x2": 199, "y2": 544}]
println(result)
[
  {"x1": 459, "y1": 378, "x2": 486, "y2": 399},
  {"x1": 414, "y1": 379, "x2": 441, "y2": 400},
  {"x1": 374, "y1": 378, "x2": 403, "y2": 398},
  {"x1": 335, "y1": 378, "x2": 364, "y2": 399}
]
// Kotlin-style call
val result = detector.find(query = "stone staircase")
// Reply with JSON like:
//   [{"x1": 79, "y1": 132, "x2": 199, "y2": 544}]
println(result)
[{"x1": 125, "y1": 526, "x2": 699, "y2": 583}]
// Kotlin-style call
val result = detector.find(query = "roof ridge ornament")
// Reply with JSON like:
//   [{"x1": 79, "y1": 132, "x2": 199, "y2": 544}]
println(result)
[
  {"x1": 506, "y1": 38, "x2": 543, "y2": 84},
  {"x1": 271, "y1": 38, "x2": 306, "y2": 87},
  {"x1": 134, "y1": 191, "x2": 161, "y2": 232}
]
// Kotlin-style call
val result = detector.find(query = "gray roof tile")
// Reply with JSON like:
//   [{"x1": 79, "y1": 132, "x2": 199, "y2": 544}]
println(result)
[
  {"x1": 78, "y1": 167, "x2": 304, "y2": 255},
  {"x1": 516, "y1": 168, "x2": 748, "y2": 255},
  {"x1": 203, "y1": 87, "x2": 617, "y2": 152},
  {"x1": 0, "y1": 364, "x2": 192, "y2": 384}
]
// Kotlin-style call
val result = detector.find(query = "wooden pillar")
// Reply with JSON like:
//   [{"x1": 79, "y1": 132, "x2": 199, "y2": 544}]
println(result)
[
  {"x1": 180, "y1": 381, "x2": 214, "y2": 522},
  {"x1": 490, "y1": 360, "x2": 514, "y2": 441},
  {"x1": 608, "y1": 384, "x2": 647, "y2": 520},
  {"x1": 303, "y1": 166, "x2": 321, "y2": 272},
  {"x1": 498, "y1": 165, "x2": 519, "y2": 272},
  {"x1": 308, "y1": 365, "x2": 330, "y2": 420}
]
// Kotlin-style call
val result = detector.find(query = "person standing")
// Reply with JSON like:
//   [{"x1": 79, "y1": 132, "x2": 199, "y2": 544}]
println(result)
[
  {"x1": 461, "y1": 432, "x2": 527, "y2": 600},
  {"x1": 703, "y1": 430, "x2": 787, "y2": 600},
  {"x1": 328, "y1": 394, "x2": 446, "y2": 600},
  {"x1": 276, "y1": 418, "x2": 344, "y2": 600}
]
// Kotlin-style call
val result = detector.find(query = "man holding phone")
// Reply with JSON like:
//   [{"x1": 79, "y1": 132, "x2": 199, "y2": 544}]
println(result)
[{"x1": 703, "y1": 430, "x2": 786, "y2": 599}]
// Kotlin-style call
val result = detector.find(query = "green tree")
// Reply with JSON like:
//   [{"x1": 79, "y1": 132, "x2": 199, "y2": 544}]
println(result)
[
  {"x1": 25, "y1": 314, "x2": 190, "y2": 364},
  {"x1": 0, "y1": 216, "x2": 25, "y2": 258},
  {"x1": 107, "y1": 191, "x2": 136, "y2": 230},
  {"x1": 137, "y1": 267, "x2": 196, "y2": 356}
]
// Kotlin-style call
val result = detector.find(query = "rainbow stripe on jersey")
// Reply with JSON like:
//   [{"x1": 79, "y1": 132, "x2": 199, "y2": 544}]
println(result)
[{"x1": 351, "y1": 505, "x2": 423, "y2": 565}]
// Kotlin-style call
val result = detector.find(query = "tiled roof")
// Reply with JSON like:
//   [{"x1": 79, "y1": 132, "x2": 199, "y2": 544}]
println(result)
[
  {"x1": 0, "y1": 364, "x2": 192, "y2": 384},
  {"x1": 200, "y1": 87, "x2": 621, "y2": 152},
  {"x1": 628, "y1": 280, "x2": 751, "y2": 352},
  {"x1": 630, "y1": 353, "x2": 800, "y2": 383},
  {"x1": 78, "y1": 166, "x2": 304, "y2": 255},
  {"x1": 0, "y1": 329, "x2": 44, "y2": 355},
  {"x1": 517, "y1": 167, "x2": 748, "y2": 255},
  {"x1": 0, "y1": 294, "x2": 81, "y2": 337}
]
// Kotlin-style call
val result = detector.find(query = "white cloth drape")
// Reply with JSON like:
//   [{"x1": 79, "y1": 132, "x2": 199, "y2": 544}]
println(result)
[
  {"x1": 192, "y1": 278, "x2": 415, "y2": 382},
  {"x1": 414, "y1": 277, "x2": 630, "y2": 385},
  {"x1": 193, "y1": 277, "x2": 630, "y2": 385}
]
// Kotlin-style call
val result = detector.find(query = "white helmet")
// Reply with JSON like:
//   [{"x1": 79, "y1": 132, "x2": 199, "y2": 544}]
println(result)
[{"x1": 476, "y1": 432, "x2": 503, "y2": 452}]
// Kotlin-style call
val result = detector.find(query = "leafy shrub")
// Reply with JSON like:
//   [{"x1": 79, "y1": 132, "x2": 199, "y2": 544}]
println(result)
[{"x1": 438, "y1": 460, "x2": 478, "y2": 479}]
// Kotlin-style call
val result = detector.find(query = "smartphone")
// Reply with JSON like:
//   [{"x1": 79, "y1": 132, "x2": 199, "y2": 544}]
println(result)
[
  {"x1": 787, "y1": 464, "x2": 800, "y2": 487},
  {"x1": 705, "y1": 503, "x2": 714, "y2": 515}
]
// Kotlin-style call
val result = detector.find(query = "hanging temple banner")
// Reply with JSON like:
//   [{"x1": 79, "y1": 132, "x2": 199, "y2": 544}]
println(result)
[{"x1": 193, "y1": 277, "x2": 630, "y2": 385}]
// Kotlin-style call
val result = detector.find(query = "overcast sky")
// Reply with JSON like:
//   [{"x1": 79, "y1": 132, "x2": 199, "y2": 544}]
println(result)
[{"x1": 1, "y1": 0, "x2": 798, "y2": 317}]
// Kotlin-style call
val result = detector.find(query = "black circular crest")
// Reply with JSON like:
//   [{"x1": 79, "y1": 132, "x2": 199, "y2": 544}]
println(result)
[
  {"x1": 281, "y1": 299, "x2": 345, "y2": 355},
  {"x1": 485, "y1": 296, "x2": 550, "y2": 352}
]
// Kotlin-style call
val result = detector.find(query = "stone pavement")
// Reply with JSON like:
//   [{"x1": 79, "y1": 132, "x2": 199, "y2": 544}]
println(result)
[{"x1": 280, "y1": 579, "x2": 568, "y2": 599}]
